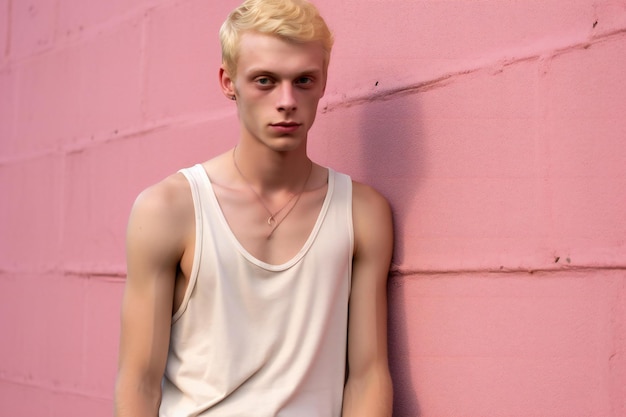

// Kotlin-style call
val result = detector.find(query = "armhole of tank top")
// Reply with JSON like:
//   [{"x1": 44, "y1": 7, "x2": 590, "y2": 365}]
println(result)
[
  {"x1": 172, "y1": 165, "x2": 203, "y2": 323},
  {"x1": 345, "y1": 174, "x2": 355, "y2": 289}
]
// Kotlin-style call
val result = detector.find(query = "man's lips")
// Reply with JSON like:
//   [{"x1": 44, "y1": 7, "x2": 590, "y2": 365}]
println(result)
[
  {"x1": 270, "y1": 122, "x2": 302, "y2": 133},
  {"x1": 271, "y1": 122, "x2": 301, "y2": 127}
]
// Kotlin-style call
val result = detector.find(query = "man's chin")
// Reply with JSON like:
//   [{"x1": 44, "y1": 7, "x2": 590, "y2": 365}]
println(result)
[{"x1": 266, "y1": 137, "x2": 306, "y2": 153}]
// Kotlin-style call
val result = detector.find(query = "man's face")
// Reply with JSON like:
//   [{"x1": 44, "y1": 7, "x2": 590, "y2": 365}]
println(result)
[{"x1": 223, "y1": 32, "x2": 327, "y2": 153}]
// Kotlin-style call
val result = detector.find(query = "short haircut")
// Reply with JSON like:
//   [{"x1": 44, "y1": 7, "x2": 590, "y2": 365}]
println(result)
[{"x1": 220, "y1": 0, "x2": 334, "y2": 78}]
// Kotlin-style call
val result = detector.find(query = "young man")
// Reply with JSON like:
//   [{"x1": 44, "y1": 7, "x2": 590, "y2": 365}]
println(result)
[{"x1": 114, "y1": 0, "x2": 393, "y2": 416}]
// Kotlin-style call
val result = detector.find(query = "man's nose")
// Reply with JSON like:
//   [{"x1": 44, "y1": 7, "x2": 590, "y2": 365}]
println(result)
[{"x1": 276, "y1": 83, "x2": 297, "y2": 112}]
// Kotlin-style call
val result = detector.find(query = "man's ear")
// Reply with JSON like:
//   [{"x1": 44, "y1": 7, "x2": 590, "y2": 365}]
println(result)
[{"x1": 219, "y1": 66, "x2": 236, "y2": 99}]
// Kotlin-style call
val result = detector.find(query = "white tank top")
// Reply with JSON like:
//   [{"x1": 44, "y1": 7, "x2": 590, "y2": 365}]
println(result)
[{"x1": 160, "y1": 164, "x2": 353, "y2": 417}]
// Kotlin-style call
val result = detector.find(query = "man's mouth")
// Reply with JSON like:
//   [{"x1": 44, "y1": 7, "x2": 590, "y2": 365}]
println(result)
[
  {"x1": 271, "y1": 122, "x2": 300, "y2": 127},
  {"x1": 270, "y1": 122, "x2": 302, "y2": 133}
]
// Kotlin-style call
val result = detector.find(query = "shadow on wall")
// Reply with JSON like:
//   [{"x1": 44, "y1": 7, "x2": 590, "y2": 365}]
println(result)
[{"x1": 358, "y1": 93, "x2": 424, "y2": 416}]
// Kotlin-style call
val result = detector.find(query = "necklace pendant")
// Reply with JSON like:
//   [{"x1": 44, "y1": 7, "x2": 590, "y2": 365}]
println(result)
[{"x1": 232, "y1": 147, "x2": 312, "y2": 235}]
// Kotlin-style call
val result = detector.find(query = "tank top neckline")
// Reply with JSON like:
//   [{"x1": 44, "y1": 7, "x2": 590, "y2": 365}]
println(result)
[{"x1": 195, "y1": 164, "x2": 335, "y2": 271}]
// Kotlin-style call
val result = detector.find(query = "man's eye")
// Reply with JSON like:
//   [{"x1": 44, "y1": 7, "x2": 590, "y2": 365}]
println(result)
[
  {"x1": 296, "y1": 77, "x2": 313, "y2": 85},
  {"x1": 255, "y1": 77, "x2": 272, "y2": 86}
]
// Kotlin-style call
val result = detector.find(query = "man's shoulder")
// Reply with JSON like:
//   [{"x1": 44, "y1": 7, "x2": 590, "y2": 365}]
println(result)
[
  {"x1": 350, "y1": 179, "x2": 390, "y2": 213},
  {"x1": 131, "y1": 170, "x2": 194, "y2": 229},
  {"x1": 350, "y1": 179, "x2": 393, "y2": 252},
  {"x1": 325, "y1": 169, "x2": 391, "y2": 219}
]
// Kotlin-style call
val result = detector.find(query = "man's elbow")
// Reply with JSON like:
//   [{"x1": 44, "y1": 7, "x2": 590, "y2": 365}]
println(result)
[{"x1": 114, "y1": 372, "x2": 162, "y2": 417}]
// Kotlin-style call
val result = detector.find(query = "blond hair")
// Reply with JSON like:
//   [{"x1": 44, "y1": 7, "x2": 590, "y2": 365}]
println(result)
[{"x1": 220, "y1": 0, "x2": 334, "y2": 77}]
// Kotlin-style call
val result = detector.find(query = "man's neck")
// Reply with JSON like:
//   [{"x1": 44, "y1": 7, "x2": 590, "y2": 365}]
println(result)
[{"x1": 232, "y1": 142, "x2": 312, "y2": 192}]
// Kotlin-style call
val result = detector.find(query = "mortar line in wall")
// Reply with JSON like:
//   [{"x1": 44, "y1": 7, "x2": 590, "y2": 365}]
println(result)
[
  {"x1": 138, "y1": 9, "x2": 149, "y2": 122},
  {"x1": 0, "y1": 374, "x2": 112, "y2": 402},
  {"x1": 66, "y1": 270, "x2": 127, "y2": 280},
  {"x1": 320, "y1": 71, "x2": 464, "y2": 113},
  {"x1": 57, "y1": 152, "x2": 67, "y2": 284},
  {"x1": 3, "y1": 263, "x2": 625, "y2": 279},
  {"x1": 321, "y1": 26, "x2": 626, "y2": 113},
  {"x1": 608, "y1": 277, "x2": 626, "y2": 373},
  {"x1": 79, "y1": 273, "x2": 88, "y2": 393},
  {"x1": 392, "y1": 264, "x2": 626, "y2": 279},
  {"x1": 0, "y1": 107, "x2": 238, "y2": 166},
  {"x1": 60, "y1": 107, "x2": 237, "y2": 153},
  {"x1": 3, "y1": 0, "x2": 11, "y2": 58},
  {"x1": 0, "y1": 265, "x2": 127, "y2": 279}
]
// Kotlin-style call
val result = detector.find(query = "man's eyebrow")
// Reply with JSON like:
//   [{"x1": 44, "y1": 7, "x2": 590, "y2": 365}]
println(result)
[
  {"x1": 246, "y1": 68, "x2": 323, "y2": 78},
  {"x1": 296, "y1": 69, "x2": 323, "y2": 77},
  {"x1": 246, "y1": 69, "x2": 277, "y2": 77}
]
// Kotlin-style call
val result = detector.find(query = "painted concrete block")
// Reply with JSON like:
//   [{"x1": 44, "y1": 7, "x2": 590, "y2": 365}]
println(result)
[
  {"x1": 0, "y1": 0, "x2": 8, "y2": 62},
  {"x1": 63, "y1": 141, "x2": 138, "y2": 271},
  {"x1": 609, "y1": 273, "x2": 626, "y2": 415},
  {"x1": 82, "y1": 277, "x2": 124, "y2": 394},
  {"x1": 0, "y1": 274, "x2": 123, "y2": 411},
  {"x1": 143, "y1": 0, "x2": 233, "y2": 120},
  {"x1": 545, "y1": 118, "x2": 626, "y2": 181},
  {"x1": 411, "y1": 357, "x2": 608, "y2": 417},
  {"x1": 0, "y1": 156, "x2": 63, "y2": 270},
  {"x1": 9, "y1": 0, "x2": 57, "y2": 60},
  {"x1": 0, "y1": 380, "x2": 52, "y2": 417},
  {"x1": 51, "y1": 391, "x2": 112, "y2": 417},
  {"x1": 394, "y1": 273, "x2": 608, "y2": 358},
  {"x1": 14, "y1": 47, "x2": 76, "y2": 153},
  {"x1": 31, "y1": 273, "x2": 85, "y2": 388},
  {"x1": 593, "y1": 1, "x2": 626, "y2": 33},
  {"x1": 388, "y1": 272, "x2": 621, "y2": 417},
  {"x1": 548, "y1": 176, "x2": 626, "y2": 259},
  {"x1": 57, "y1": 0, "x2": 147, "y2": 35},
  {"x1": 0, "y1": 273, "x2": 27, "y2": 378},
  {"x1": 542, "y1": 38, "x2": 626, "y2": 266},
  {"x1": 15, "y1": 19, "x2": 143, "y2": 152},
  {"x1": 0, "y1": 273, "x2": 84, "y2": 388},
  {"x1": 0, "y1": 67, "x2": 16, "y2": 156},
  {"x1": 119, "y1": 115, "x2": 239, "y2": 183},
  {"x1": 545, "y1": 37, "x2": 626, "y2": 120}
]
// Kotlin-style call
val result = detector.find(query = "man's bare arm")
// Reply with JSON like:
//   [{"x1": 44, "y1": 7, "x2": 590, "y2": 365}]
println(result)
[
  {"x1": 342, "y1": 182, "x2": 394, "y2": 417},
  {"x1": 115, "y1": 176, "x2": 191, "y2": 417}
]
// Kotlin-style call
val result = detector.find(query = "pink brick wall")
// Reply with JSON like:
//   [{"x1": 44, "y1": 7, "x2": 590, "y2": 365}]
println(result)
[{"x1": 1, "y1": 1, "x2": 625, "y2": 416}]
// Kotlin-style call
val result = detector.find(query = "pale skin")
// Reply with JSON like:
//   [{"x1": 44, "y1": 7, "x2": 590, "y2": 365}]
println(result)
[{"x1": 115, "y1": 32, "x2": 393, "y2": 417}]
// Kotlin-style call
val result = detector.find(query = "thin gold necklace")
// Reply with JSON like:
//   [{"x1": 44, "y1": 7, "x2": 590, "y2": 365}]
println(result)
[{"x1": 232, "y1": 147, "x2": 313, "y2": 238}]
